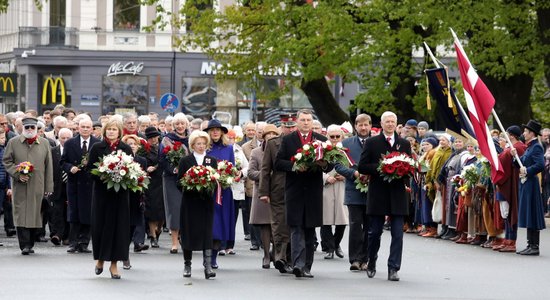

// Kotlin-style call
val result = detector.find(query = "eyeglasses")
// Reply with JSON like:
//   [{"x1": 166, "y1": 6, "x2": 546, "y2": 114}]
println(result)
[
  {"x1": 0, "y1": 122, "x2": 7, "y2": 125},
  {"x1": 24, "y1": 125, "x2": 36, "y2": 130},
  {"x1": 329, "y1": 135, "x2": 341, "y2": 139}
]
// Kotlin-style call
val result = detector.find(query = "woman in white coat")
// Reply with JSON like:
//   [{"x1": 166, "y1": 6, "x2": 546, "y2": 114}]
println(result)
[{"x1": 321, "y1": 125, "x2": 348, "y2": 259}]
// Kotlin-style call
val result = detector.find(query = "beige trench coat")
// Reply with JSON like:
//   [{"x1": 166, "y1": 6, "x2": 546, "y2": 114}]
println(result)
[
  {"x1": 322, "y1": 170, "x2": 348, "y2": 225},
  {"x1": 3, "y1": 136, "x2": 54, "y2": 228}
]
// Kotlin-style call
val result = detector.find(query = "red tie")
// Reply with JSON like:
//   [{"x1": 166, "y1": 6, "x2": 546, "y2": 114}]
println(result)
[{"x1": 386, "y1": 137, "x2": 391, "y2": 145}]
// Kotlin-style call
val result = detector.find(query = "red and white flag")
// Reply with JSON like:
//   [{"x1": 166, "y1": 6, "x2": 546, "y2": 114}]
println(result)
[{"x1": 452, "y1": 29, "x2": 504, "y2": 183}]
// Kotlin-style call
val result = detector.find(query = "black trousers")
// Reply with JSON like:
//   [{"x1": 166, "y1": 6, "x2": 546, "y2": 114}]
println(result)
[
  {"x1": 320, "y1": 225, "x2": 346, "y2": 253},
  {"x1": 16, "y1": 227, "x2": 37, "y2": 250},
  {"x1": 290, "y1": 226, "x2": 316, "y2": 271},
  {"x1": 69, "y1": 222, "x2": 91, "y2": 248},
  {"x1": 2, "y1": 196, "x2": 15, "y2": 232},
  {"x1": 368, "y1": 215, "x2": 404, "y2": 271},
  {"x1": 347, "y1": 205, "x2": 369, "y2": 264},
  {"x1": 47, "y1": 195, "x2": 66, "y2": 238}
]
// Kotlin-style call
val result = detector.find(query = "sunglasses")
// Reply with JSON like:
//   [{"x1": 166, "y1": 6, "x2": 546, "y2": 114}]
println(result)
[
  {"x1": 24, "y1": 125, "x2": 36, "y2": 130},
  {"x1": 0, "y1": 122, "x2": 7, "y2": 125},
  {"x1": 329, "y1": 135, "x2": 341, "y2": 139}
]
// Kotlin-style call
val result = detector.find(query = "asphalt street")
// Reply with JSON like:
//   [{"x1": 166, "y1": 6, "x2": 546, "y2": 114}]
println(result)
[{"x1": 1, "y1": 218, "x2": 549, "y2": 300}]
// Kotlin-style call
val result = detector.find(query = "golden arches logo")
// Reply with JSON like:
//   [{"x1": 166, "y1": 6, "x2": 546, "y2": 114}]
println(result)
[
  {"x1": 42, "y1": 77, "x2": 66, "y2": 105},
  {"x1": 0, "y1": 77, "x2": 15, "y2": 93}
]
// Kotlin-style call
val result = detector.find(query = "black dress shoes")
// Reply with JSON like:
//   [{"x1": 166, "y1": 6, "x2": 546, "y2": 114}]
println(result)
[
  {"x1": 519, "y1": 246, "x2": 539, "y2": 256},
  {"x1": 388, "y1": 269, "x2": 400, "y2": 281},
  {"x1": 150, "y1": 238, "x2": 159, "y2": 248},
  {"x1": 6, "y1": 229, "x2": 16, "y2": 237},
  {"x1": 78, "y1": 245, "x2": 92, "y2": 253},
  {"x1": 21, "y1": 248, "x2": 31, "y2": 255},
  {"x1": 95, "y1": 266, "x2": 103, "y2": 275},
  {"x1": 134, "y1": 243, "x2": 150, "y2": 252},
  {"x1": 274, "y1": 260, "x2": 287, "y2": 273},
  {"x1": 36, "y1": 236, "x2": 48, "y2": 243},
  {"x1": 50, "y1": 236, "x2": 61, "y2": 246},
  {"x1": 335, "y1": 247, "x2": 344, "y2": 258},
  {"x1": 67, "y1": 246, "x2": 78, "y2": 253},
  {"x1": 516, "y1": 245, "x2": 531, "y2": 254},
  {"x1": 302, "y1": 270, "x2": 314, "y2": 278},
  {"x1": 183, "y1": 265, "x2": 191, "y2": 277},
  {"x1": 250, "y1": 245, "x2": 259, "y2": 251},
  {"x1": 324, "y1": 252, "x2": 334, "y2": 259},
  {"x1": 366, "y1": 261, "x2": 376, "y2": 278},
  {"x1": 292, "y1": 267, "x2": 304, "y2": 278}
]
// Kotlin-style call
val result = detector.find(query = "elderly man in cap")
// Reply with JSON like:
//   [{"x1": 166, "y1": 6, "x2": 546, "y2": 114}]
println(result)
[{"x1": 3, "y1": 117, "x2": 54, "y2": 255}]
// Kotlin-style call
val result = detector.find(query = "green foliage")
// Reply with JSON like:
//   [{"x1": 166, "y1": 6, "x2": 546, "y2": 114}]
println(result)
[{"x1": 0, "y1": 0, "x2": 42, "y2": 13}]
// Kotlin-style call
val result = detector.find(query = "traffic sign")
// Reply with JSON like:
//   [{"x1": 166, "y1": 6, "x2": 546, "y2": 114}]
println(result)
[{"x1": 160, "y1": 93, "x2": 179, "y2": 113}]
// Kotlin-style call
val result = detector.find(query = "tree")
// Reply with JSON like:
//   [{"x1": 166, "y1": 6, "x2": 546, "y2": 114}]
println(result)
[{"x1": 0, "y1": 0, "x2": 42, "y2": 13}]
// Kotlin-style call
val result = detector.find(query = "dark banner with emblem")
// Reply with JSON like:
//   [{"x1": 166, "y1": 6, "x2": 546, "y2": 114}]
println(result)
[
  {"x1": 0, "y1": 73, "x2": 17, "y2": 97},
  {"x1": 426, "y1": 68, "x2": 474, "y2": 137}
]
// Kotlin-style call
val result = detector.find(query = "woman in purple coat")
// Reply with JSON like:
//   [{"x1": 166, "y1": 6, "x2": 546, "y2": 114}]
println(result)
[{"x1": 204, "y1": 119, "x2": 240, "y2": 268}]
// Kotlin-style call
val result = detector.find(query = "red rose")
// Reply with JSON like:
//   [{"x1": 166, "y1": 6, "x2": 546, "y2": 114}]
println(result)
[
  {"x1": 108, "y1": 163, "x2": 116, "y2": 170},
  {"x1": 325, "y1": 144, "x2": 333, "y2": 151},
  {"x1": 291, "y1": 156, "x2": 296, "y2": 162},
  {"x1": 162, "y1": 147, "x2": 170, "y2": 154},
  {"x1": 384, "y1": 164, "x2": 396, "y2": 174},
  {"x1": 138, "y1": 176, "x2": 144, "y2": 183},
  {"x1": 297, "y1": 148, "x2": 303, "y2": 153}
]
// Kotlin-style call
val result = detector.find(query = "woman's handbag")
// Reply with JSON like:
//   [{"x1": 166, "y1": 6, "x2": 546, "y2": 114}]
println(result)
[{"x1": 431, "y1": 190, "x2": 443, "y2": 223}]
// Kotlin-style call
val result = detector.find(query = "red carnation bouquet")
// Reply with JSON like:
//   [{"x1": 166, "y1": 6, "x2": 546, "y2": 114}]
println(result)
[
  {"x1": 136, "y1": 138, "x2": 151, "y2": 157},
  {"x1": 162, "y1": 141, "x2": 187, "y2": 167},
  {"x1": 16, "y1": 161, "x2": 34, "y2": 176},
  {"x1": 377, "y1": 151, "x2": 416, "y2": 182},
  {"x1": 216, "y1": 160, "x2": 240, "y2": 188},
  {"x1": 180, "y1": 165, "x2": 219, "y2": 192},
  {"x1": 354, "y1": 174, "x2": 370, "y2": 193}
]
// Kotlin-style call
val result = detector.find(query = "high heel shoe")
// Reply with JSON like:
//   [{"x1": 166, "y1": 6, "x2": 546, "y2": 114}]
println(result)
[
  {"x1": 110, "y1": 271, "x2": 121, "y2": 279},
  {"x1": 262, "y1": 257, "x2": 270, "y2": 269},
  {"x1": 95, "y1": 266, "x2": 103, "y2": 275}
]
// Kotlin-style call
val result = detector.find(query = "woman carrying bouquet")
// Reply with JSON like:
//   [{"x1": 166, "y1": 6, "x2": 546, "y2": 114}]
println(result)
[
  {"x1": 204, "y1": 119, "x2": 240, "y2": 269},
  {"x1": 159, "y1": 113, "x2": 190, "y2": 253},
  {"x1": 177, "y1": 130, "x2": 218, "y2": 279},
  {"x1": 88, "y1": 118, "x2": 133, "y2": 279}
]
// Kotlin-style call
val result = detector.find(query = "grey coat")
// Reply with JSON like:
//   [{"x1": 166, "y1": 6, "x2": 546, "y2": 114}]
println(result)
[{"x1": 3, "y1": 136, "x2": 54, "y2": 228}]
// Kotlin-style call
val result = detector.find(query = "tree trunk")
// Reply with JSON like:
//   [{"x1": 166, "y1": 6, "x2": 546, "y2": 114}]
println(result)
[
  {"x1": 301, "y1": 78, "x2": 350, "y2": 126},
  {"x1": 482, "y1": 73, "x2": 533, "y2": 127}
]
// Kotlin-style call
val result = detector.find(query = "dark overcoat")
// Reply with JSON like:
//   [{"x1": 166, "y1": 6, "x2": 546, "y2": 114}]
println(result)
[
  {"x1": 87, "y1": 140, "x2": 133, "y2": 262},
  {"x1": 129, "y1": 155, "x2": 146, "y2": 227},
  {"x1": 275, "y1": 131, "x2": 331, "y2": 228},
  {"x1": 61, "y1": 135, "x2": 100, "y2": 224},
  {"x1": 177, "y1": 154, "x2": 217, "y2": 250},
  {"x1": 335, "y1": 135, "x2": 367, "y2": 206},
  {"x1": 517, "y1": 139, "x2": 546, "y2": 230},
  {"x1": 144, "y1": 144, "x2": 165, "y2": 221},
  {"x1": 358, "y1": 133, "x2": 412, "y2": 216}
]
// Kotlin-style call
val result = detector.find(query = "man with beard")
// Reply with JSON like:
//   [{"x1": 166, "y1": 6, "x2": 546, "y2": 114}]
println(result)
[
  {"x1": 3, "y1": 117, "x2": 53, "y2": 255},
  {"x1": 259, "y1": 114, "x2": 297, "y2": 274}
]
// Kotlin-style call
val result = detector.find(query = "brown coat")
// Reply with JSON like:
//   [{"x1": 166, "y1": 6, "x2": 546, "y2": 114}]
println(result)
[
  {"x1": 242, "y1": 137, "x2": 259, "y2": 197},
  {"x1": 3, "y1": 136, "x2": 54, "y2": 228}
]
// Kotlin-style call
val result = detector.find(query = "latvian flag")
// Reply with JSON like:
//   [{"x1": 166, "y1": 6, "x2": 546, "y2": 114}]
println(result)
[{"x1": 452, "y1": 29, "x2": 504, "y2": 183}]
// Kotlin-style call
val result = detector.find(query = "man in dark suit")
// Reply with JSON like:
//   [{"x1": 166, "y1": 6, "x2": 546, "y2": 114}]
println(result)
[
  {"x1": 335, "y1": 113, "x2": 371, "y2": 271},
  {"x1": 275, "y1": 109, "x2": 332, "y2": 278},
  {"x1": 61, "y1": 118, "x2": 100, "y2": 253},
  {"x1": 358, "y1": 111, "x2": 411, "y2": 281}
]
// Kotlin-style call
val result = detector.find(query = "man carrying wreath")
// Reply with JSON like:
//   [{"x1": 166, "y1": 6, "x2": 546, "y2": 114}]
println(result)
[
  {"x1": 3, "y1": 117, "x2": 53, "y2": 255},
  {"x1": 358, "y1": 111, "x2": 411, "y2": 281},
  {"x1": 275, "y1": 109, "x2": 333, "y2": 278}
]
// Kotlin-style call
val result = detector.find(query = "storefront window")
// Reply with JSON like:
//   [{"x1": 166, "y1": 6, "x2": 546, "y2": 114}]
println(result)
[
  {"x1": 114, "y1": 0, "x2": 140, "y2": 31},
  {"x1": 181, "y1": 77, "x2": 217, "y2": 118},
  {"x1": 102, "y1": 75, "x2": 148, "y2": 115},
  {"x1": 39, "y1": 74, "x2": 71, "y2": 113}
]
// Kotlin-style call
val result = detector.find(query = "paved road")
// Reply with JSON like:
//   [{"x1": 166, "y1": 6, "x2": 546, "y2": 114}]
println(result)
[{"x1": 1, "y1": 219, "x2": 549, "y2": 300}]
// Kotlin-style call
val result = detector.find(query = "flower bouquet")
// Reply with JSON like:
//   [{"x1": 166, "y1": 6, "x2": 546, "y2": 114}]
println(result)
[
  {"x1": 322, "y1": 141, "x2": 354, "y2": 167},
  {"x1": 136, "y1": 138, "x2": 151, "y2": 157},
  {"x1": 216, "y1": 160, "x2": 240, "y2": 188},
  {"x1": 291, "y1": 141, "x2": 325, "y2": 171},
  {"x1": 16, "y1": 161, "x2": 34, "y2": 176},
  {"x1": 78, "y1": 154, "x2": 89, "y2": 168},
  {"x1": 162, "y1": 141, "x2": 187, "y2": 167},
  {"x1": 377, "y1": 151, "x2": 416, "y2": 182},
  {"x1": 354, "y1": 174, "x2": 370, "y2": 193},
  {"x1": 91, "y1": 150, "x2": 150, "y2": 192},
  {"x1": 180, "y1": 165, "x2": 219, "y2": 192}
]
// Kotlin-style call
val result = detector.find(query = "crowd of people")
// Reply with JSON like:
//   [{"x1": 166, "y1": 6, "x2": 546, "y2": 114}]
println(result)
[{"x1": 0, "y1": 105, "x2": 548, "y2": 281}]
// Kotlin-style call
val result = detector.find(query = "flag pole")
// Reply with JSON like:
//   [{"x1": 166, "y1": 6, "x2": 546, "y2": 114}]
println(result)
[
  {"x1": 491, "y1": 108, "x2": 524, "y2": 168},
  {"x1": 423, "y1": 41, "x2": 475, "y2": 135}
]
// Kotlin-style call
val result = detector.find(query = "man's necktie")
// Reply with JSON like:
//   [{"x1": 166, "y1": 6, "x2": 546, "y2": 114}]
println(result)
[
  {"x1": 386, "y1": 137, "x2": 392, "y2": 146},
  {"x1": 62, "y1": 170, "x2": 68, "y2": 183},
  {"x1": 82, "y1": 140, "x2": 87, "y2": 153},
  {"x1": 361, "y1": 139, "x2": 366, "y2": 147}
]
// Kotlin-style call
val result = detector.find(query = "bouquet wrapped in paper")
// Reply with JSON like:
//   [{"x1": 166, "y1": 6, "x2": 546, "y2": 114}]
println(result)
[
  {"x1": 180, "y1": 165, "x2": 219, "y2": 192},
  {"x1": 216, "y1": 160, "x2": 240, "y2": 188},
  {"x1": 291, "y1": 140, "x2": 353, "y2": 171},
  {"x1": 16, "y1": 161, "x2": 34, "y2": 176},
  {"x1": 91, "y1": 150, "x2": 150, "y2": 192},
  {"x1": 377, "y1": 151, "x2": 416, "y2": 182},
  {"x1": 321, "y1": 141, "x2": 354, "y2": 167}
]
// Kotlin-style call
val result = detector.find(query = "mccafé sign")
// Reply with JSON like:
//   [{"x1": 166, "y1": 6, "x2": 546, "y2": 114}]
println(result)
[
  {"x1": 42, "y1": 76, "x2": 66, "y2": 105},
  {"x1": 107, "y1": 61, "x2": 144, "y2": 76},
  {"x1": 0, "y1": 73, "x2": 17, "y2": 97}
]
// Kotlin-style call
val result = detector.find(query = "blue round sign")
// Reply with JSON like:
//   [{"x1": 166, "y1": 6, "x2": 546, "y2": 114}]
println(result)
[{"x1": 160, "y1": 93, "x2": 179, "y2": 113}]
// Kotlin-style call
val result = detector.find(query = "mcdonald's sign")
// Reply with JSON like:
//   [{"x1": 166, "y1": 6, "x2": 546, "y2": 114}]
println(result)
[
  {"x1": 42, "y1": 76, "x2": 66, "y2": 105},
  {"x1": 0, "y1": 73, "x2": 17, "y2": 97}
]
